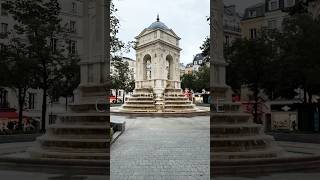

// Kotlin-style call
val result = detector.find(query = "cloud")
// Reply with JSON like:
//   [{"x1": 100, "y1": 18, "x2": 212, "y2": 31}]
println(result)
[{"x1": 113, "y1": 0, "x2": 210, "y2": 65}]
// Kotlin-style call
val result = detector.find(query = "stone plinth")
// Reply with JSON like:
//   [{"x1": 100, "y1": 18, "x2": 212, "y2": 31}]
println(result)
[{"x1": 211, "y1": 113, "x2": 284, "y2": 160}]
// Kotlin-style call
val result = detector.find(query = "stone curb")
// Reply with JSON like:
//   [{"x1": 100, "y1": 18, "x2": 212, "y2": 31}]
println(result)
[{"x1": 211, "y1": 155, "x2": 320, "y2": 176}]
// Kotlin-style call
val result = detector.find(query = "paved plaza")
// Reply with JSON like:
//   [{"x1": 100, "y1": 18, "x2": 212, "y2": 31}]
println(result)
[
  {"x1": 110, "y1": 115, "x2": 210, "y2": 180},
  {"x1": 214, "y1": 172, "x2": 320, "y2": 180}
]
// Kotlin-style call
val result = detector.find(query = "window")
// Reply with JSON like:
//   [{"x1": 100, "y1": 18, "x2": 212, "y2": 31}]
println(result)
[
  {"x1": 199, "y1": 60, "x2": 203, "y2": 64},
  {"x1": 225, "y1": 35, "x2": 230, "y2": 47},
  {"x1": 250, "y1": 28, "x2": 257, "y2": 39},
  {"x1": 0, "y1": 89, "x2": 8, "y2": 108},
  {"x1": 269, "y1": 0, "x2": 279, "y2": 11},
  {"x1": 249, "y1": 10, "x2": 256, "y2": 17},
  {"x1": 50, "y1": 38, "x2": 58, "y2": 53},
  {"x1": 72, "y1": 2, "x2": 77, "y2": 14},
  {"x1": 0, "y1": 44, "x2": 6, "y2": 55},
  {"x1": 1, "y1": 23, "x2": 8, "y2": 33},
  {"x1": 1, "y1": 3, "x2": 8, "y2": 16},
  {"x1": 68, "y1": 40, "x2": 77, "y2": 54},
  {"x1": 28, "y1": 93, "x2": 36, "y2": 109},
  {"x1": 69, "y1": 21, "x2": 76, "y2": 33},
  {"x1": 284, "y1": 0, "x2": 295, "y2": 7},
  {"x1": 268, "y1": 20, "x2": 277, "y2": 29}
]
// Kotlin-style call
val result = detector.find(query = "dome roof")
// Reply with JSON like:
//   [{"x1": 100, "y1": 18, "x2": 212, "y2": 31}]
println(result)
[{"x1": 147, "y1": 14, "x2": 170, "y2": 30}]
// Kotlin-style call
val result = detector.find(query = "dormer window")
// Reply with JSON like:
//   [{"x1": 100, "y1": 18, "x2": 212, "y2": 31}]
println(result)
[
  {"x1": 269, "y1": 0, "x2": 279, "y2": 11},
  {"x1": 284, "y1": 0, "x2": 295, "y2": 8},
  {"x1": 249, "y1": 10, "x2": 256, "y2": 18}
]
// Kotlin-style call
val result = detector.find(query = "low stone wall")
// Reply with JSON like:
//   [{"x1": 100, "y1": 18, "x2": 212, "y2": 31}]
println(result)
[{"x1": 0, "y1": 133, "x2": 42, "y2": 144}]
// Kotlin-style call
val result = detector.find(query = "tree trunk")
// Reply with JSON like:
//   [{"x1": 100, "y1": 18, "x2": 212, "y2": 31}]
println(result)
[
  {"x1": 115, "y1": 89, "x2": 118, "y2": 104},
  {"x1": 41, "y1": 86, "x2": 47, "y2": 133},
  {"x1": 65, "y1": 96, "x2": 68, "y2": 112},
  {"x1": 18, "y1": 88, "x2": 24, "y2": 131},
  {"x1": 253, "y1": 86, "x2": 259, "y2": 124},
  {"x1": 123, "y1": 91, "x2": 125, "y2": 103}
]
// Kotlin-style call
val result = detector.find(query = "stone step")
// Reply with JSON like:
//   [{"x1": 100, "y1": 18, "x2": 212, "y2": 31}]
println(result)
[
  {"x1": 57, "y1": 114, "x2": 109, "y2": 125},
  {"x1": 127, "y1": 97, "x2": 154, "y2": 100},
  {"x1": 122, "y1": 104, "x2": 155, "y2": 108},
  {"x1": 212, "y1": 148, "x2": 281, "y2": 159},
  {"x1": 165, "y1": 97, "x2": 188, "y2": 99},
  {"x1": 212, "y1": 135, "x2": 274, "y2": 142},
  {"x1": 47, "y1": 125, "x2": 108, "y2": 138},
  {"x1": 126, "y1": 101, "x2": 154, "y2": 104},
  {"x1": 120, "y1": 109, "x2": 158, "y2": 112},
  {"x1": 164, "y1": 104, "x2": 195, "y2": 108},
  {"x1": 211, "y1": 113, "x2": 251, "y2": 124},
  {"x1": 164, "y1": 101, "x2": 192, "y2": 104},
  {"x1": 28, "y1": 148, "x2": 109, "y2": 160},
  {"x1": 132, "y1": 94, "x2": 153, "y2": 97},
  {"x1": 37, "y1": 136, "x2": 109, "y2": 149}
]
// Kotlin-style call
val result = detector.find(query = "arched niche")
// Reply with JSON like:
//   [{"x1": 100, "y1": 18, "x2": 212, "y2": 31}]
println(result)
[
  {"x1": 143, "y1": 54, "x2": 152, "y2": 80},
  {"x1": 165, "y1": 54, "x2": 174, "y2": 80}
]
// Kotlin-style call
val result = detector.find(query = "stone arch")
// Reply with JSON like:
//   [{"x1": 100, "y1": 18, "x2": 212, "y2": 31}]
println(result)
[
  {"x1": 165, "y1": 54, "x2": 174, "y2": 80},
  {"x1": 143, "y1": 54, "x2": 152, "y2": 80}
]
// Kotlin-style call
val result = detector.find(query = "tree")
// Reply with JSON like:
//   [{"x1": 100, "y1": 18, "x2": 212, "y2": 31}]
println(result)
[
  {"x1": 110, "y1": 1, "x2": 134, "y2": 103},
  {"x1": 181, "y1": 73, "x2": 197, "y2": 91},
  {"x1": 0, "y1": 26, "x2": 36, "y2": 130},
  {"x1": 194, "y1": 65, "x2": 210, "y2": 92},
  {"x1": 225, "y1": 37, "x2": 274, "y2": 123},
  {"x1": 275, "y1": 13, "x2": 320, "y2": 103},
  {"x1": 4, "y1": 0, "x2": 71, "y2": 132},
  {"x1": 48, "y1": 55, "x2": 80, "y2": 111},
  {"x1": 111, "y1": 57, "x2": 134, "y2": 103},
  {"x1": 200, "y1": 37, "x2": 210, "y2": 62}
]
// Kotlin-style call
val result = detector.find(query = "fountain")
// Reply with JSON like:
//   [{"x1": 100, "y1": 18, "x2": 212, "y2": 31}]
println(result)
[
  {"x1": 0, "y1": 0, "x2": 109, "y2": 175},
  {"x1": 211, "y1": 0, "x2": 320, "y2": 177},
  {"x1": 117, "y1": 15, "x2": 203, "y2": 114}
]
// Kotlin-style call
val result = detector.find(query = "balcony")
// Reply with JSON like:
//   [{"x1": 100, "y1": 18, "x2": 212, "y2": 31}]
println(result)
[{"x1": 223, "y1": 25, "x2": 241, "y2": 33}]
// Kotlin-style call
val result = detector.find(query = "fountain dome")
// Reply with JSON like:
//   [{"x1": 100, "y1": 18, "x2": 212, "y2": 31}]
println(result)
[{"x1": 147, "y1": 14, "x2": 170, "y2": 30}]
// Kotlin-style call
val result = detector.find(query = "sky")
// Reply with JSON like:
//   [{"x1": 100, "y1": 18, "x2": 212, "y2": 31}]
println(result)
[{"x1": 113, "y1": 0, "x2": 263, "y2": 65}]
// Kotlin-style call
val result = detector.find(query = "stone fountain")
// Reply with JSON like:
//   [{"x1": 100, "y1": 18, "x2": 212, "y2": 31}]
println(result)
[
  {"x1": 119, "y1": 15, "x2": 198, "y2": 113},
  {"x1": 27, "y1": 0, "x2": 109, "y2": 170},
  {"x1": 210, "y1": 0, "x2": 289, "y2": 177}
]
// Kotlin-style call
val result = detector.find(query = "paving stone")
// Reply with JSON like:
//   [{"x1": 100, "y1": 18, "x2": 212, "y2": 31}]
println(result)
[{"x1": 110, "y1": 116, "x2": 210, "y2": 179}]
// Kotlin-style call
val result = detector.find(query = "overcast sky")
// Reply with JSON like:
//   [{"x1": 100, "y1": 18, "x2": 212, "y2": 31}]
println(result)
[{"x1": 113, "y1": 0, "x2": 263, "y2": 65}]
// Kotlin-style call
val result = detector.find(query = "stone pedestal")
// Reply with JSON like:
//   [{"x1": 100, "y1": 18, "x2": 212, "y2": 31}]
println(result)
[{"x1": 28, "y1": 0, "x2": 109, "y2": 164}]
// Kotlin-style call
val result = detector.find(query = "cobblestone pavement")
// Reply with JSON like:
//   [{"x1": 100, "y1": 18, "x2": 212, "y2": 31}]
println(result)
[
  {"x1": 111, "y1": 116, "x2": 210, "y2": 180},
  {"x1": 0, "y1": 171, "x2": 106, "y2": 180},
  {"x1": 214, "y1": 172, "x2": 320, "y2": 180}
]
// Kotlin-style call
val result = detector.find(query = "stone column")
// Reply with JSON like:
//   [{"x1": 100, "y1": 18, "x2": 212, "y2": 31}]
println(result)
[
  {"x1": 211, "y1": 0, "x2": 230, "y2": 101},
  {"x1": 75, "y1": 0, "x2": 108, "y2": 108}
]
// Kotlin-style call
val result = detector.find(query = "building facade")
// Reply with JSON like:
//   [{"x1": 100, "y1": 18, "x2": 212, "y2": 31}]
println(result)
[
  {"x1": 223, "y1": 5, "x2": 242, "y2": 46},
  {"x1": 264, "y1": 0, "x2": 296, "y2": 30},
  {"x1": 241, "y1": 0, "x2": 297, "y2": 39},
  {"x1": 0, "y1": 0, "x2": 84, "y2": 127},
  {"x1": 241, "y1": 3, "x2": 266, "y2": 39}
]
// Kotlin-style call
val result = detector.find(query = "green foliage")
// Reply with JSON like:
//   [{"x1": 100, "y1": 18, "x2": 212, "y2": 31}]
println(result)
[
  {"x1": 275, "y1": 13, "x2": 320, "y2": 102},
  {"x1": 181, "y1": 73, "x2": 197, "y2": 91},
  {"x1": 181, "y1": 65, "x2": 210, "y2": 92},
  {"x1": 3, "y1": 0, "x2": 77, "y2": 131},
  {"x1": 200, "y1": 37, "x2": 210, "y2": 62},
  {"x1": 111, "y1": 57, "x2": 135, "y2": 99}
]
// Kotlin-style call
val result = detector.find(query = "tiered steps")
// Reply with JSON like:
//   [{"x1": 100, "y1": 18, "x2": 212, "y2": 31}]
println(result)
[
  {"x1": 212, "y1": 113, "x2": 284, "y2": 160},
  {"x1": 163, "y1": 89, "x2": 196, "y2": 112},
  {"x1": 121, "y1": 88, "x2": 157, "y2": 112},
  {"x1": 28, "y1": 113, "x2": 109, "y2": 160}
]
